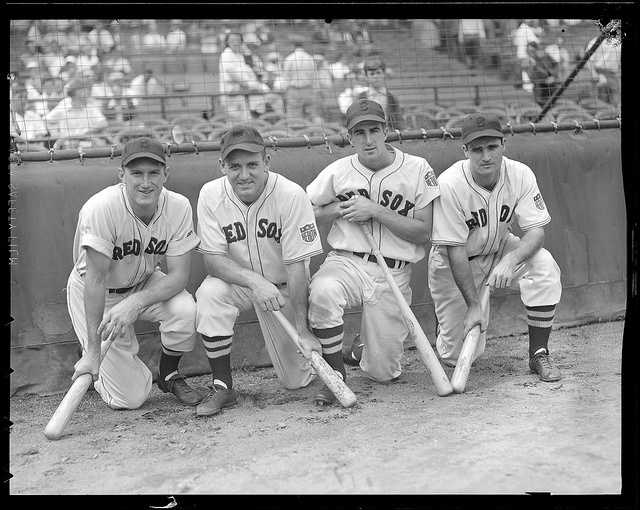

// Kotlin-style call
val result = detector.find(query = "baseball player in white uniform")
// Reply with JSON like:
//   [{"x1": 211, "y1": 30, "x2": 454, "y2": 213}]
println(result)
[
  {"x1": 194, "y1": 125, "x2": 324, "y2": 416},
  {"x1": 68, "y1": 137, "x2": 203, "y2": 410},
  {"x1": 307, "y1": 98, "x2": 440, "y2": 405},
  {"x1": 428, "y1": 113, "x2": 563, "y2": 381}
]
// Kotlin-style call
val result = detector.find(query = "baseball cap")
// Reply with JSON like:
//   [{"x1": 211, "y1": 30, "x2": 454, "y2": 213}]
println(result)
[
  {"x1": 220, "y1": 125, "x2": 265, "y2": 161},
  {"x1": 121, "y1": 137, "x2": 166, "y2": 166},
  {"x1": 345, "y1": 98, "x2": 387, "y2": 130},
  {"x1": 460, "y1": 113, "x2": 504, "y2": 145}
]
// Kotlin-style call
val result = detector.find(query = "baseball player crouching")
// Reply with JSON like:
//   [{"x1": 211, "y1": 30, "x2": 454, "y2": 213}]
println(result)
[
  {"x1": 67, "y1": 137, "x2": 204, "y2": 410},
  {"x1": 194, "y1": 125, "x2": 324, "y2": 416},
  {"x1": 306, "y1": 98, "x2": 440, "y2": 405},
  {"x1": 428, "y1": 113, "x2": 562, "y2": 381}
]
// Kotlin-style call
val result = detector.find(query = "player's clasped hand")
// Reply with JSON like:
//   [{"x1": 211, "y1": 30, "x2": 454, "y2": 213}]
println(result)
[
  {"x1": 298, "y1": 328, "x2": 322, "y2": 359},
  {"x1": 463, "y1": 301, "x2": 487, "y2": 337},
  {"x1": 250, "y1": 279, "x2": 285, "y2": 312},
  {"x1": 72, "y1": 350, "x2": 100, "y2": 382},
  {"x1": 97, "y1": 296, "x2": 142, "y2": 343},
  {"x1": 340, "y1": 195, "x2": 379, "y2": 223},
  {"x1": 487, "y1": 255, "x2": 519, "y2": 289}
]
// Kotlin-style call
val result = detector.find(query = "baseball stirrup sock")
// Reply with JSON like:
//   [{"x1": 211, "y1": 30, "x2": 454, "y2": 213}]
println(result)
[
  {"x1": 312, "y1": 325, "x2": 346, "y2": 379},
  {"x1": 159, "y1": 347, "x2": 183, "y2": 381},
  {"x1": 526, "y1": 304, "x2": 556, "y2": 357},
  {"x1": 202, "y1": 335, "x2": 233, "y2": 389}
]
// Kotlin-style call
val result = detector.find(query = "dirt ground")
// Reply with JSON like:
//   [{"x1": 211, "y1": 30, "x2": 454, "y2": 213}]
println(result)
[{"x1": 9, "y1": 320, "x2": 622, "y2": 495}]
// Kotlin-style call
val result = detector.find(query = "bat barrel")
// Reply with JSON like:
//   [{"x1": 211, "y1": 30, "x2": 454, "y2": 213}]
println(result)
[{"x1": 44, "y1": 374, "x2": 93, "y2": 440}]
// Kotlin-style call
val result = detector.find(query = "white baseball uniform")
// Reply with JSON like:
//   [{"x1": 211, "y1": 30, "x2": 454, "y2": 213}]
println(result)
[
  {"x1": 307, "y1": 145, "x2": 440, "y2": 382},
  {"x1": 66, "y1": 183, "x2": 200, "y2": 409},
  {"x1": 428, "y1": 156, "x2": 562, "y2": 365},
  {"x1": 195, "y1": 171, "x2": 324, "y2": 389}
]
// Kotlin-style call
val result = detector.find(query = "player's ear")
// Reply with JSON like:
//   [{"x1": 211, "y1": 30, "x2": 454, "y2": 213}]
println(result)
[
  {"x1": 264, "y1": 152, "x2": 271, "y2": 170},
  {"x1": 117, "y1": 166, "x2": 125, "y2": 181},
  {"x1": 162, "y1": 164, "x2": 170, "y2": 180},
  {"x1": 218, "y1": 158, "x2": 227, "y2": 175},
  {"x1": 461, "y1": 144, "x2": 469, "y2": 157}
]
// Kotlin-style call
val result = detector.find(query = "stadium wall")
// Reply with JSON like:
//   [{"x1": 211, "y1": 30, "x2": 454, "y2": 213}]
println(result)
[{"x1": 9, "y1": 130, "x2": 625, "y2": 396}]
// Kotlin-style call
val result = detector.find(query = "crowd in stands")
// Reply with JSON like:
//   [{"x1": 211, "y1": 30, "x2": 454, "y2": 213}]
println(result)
[{"x1": 10, "y1": 19, "x2": 620, "y2": 153}]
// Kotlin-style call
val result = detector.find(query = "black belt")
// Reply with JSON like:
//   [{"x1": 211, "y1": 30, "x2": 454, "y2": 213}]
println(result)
[
  {"x1": 274, "y1": 282, "x2": 287, "y2": 289},
  {"x1": 108, "y1": 286, "x2": 135, "y2": 294},
  {"x1": 353, "y1": 252, "x2": 407, "y2": 270},
  {"x1": 468, "y1": 255, "x2": 479, "y2": 261}
]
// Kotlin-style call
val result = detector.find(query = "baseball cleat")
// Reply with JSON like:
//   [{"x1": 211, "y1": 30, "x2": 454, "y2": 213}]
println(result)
[
  {"x1": 195, "y1": 385, "x2": 238, "y2": 417},
  {"x1": 343, "y1": 334, "x2": 364, "y2": 367},
  {"x1": 314, "y1": 384, "x2": 337, "y2": 406},
  {"x1": 529, "y1": 351, "x2": 562, "y2": 382},
  {"x1": 157, "y1": 375, "x2": 205, "y2": 406}
]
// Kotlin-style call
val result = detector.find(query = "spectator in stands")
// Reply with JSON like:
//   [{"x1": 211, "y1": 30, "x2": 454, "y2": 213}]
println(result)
[
  {"x1": 281, "y1": 34, "x2": 319, "y2": 120},
  {"x1": 200, "y1": 21, "x2": 219, "y2": 54},
  {"x1": 356, "y1": 54, "x2": 403, "y2": 130},
  {"x1": 311, "y1": 53, "x2": 337, "y2": 123},
  {"x1": 512, "y1": 19, "x2": 543, "y2": 90},
  {"x1": 59, "y1": 56, "x2": 78, "y2": 84},
  {"x1": 41, "y1": 38, "x2": 65, "y2": 79},
  {"x1": 328, "y1": 48, "x2": 352, "y2": 81},
  {"x1": 142, "y1": 20, "x2": 167, "y2": 51},
  {"x1": 166, "y1": 19, "x2": 187, "y2": 52},
  {"x1": 218, "y1": 32, "x2": 265, "y2": 122},
  {"x1": 42, "y1": 75, "x2": 65, "y2": 113},
  {"x1": 458, "y1": 19, "x2": 486, "y2": 69},
  {"x1": 19, "y1": 38, "x2": 42, "y2": 71},
  {"x1": 545, "y1": 36, "x2": 571, "y2": 82},
  {"x1": 127, "y1": 69, "x2": 164, "y2": 108},
  {"x1": 75, "y1": 46, "x2": 100, "y2": 79},
  {"x1": 87, "y1": 21, "x2": 115, "y2": 54},
  {"x1": 103, "y1": 44, "x2": 133, "y2": 77},
  {"x1": 585, "y1": 34, "x2": 621, "y2": 106},
  {"x1": 91, "y1": 70, "x2": 133, "y2": 121},
  {"x1": 413, "y1": 19, "x2": 440, "y2": 51},
  {"x1": 24, "y1": 62, "x2": 50, "y2": 118},
  {"x1": 45, "y1": 77, "x2": 108, "y2": 138},
  {"x1": 337, "y1": 65, "x2": 369, "y2": 116},
  {"x1": 10, "y1": 86, "x2": 48, "y2": 146},
  {"x1": 526, "y1": 41, "x2": 560, "y2": 108},
  {"x1": 435, "y1": 19, "x2": 460, "y2": 59}
]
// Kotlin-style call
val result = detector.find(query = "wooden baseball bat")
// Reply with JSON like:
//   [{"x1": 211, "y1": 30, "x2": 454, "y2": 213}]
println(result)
[
  {"x1": 44, "y1": 337, "x2": 115, "y2": 440},
  {"x1": 451, "y1": 263, "x2": 529, "y2": 393},
  {"x1": 360, "y1": 227, "x2": 453, "y2": 396},
  {"x1": 272, "y1": 310, "x2": 357, "y2": 408}
]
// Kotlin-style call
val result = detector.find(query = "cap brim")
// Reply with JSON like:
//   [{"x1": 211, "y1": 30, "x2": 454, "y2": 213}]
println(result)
[
  {"x1": 221, "y1": 142, "x2": 264, "y2": 160},
  {"x1": 122, "y1": 152, "x2": 166, "y2": 166},
  {"x1": 463, "y1": 129, "x2": 504, "y2": 145},
  {"x1": 347, "y1": 114, "x2": 386, "y2": 130}
]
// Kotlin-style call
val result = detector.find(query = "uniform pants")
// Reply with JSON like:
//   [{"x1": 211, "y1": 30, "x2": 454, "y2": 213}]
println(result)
[
  {"x1": 195, "y1": 276, "x2": 316, "y2": 390},
  {"x1": 308, "y1": 251, "x2": 412, "y2": 382},
  {"x1": 428, "y1": 233, "x2": 562, "y2": 366},
  {"x1": 66, "y1": 269, "x2": 197, "y2": 409}
]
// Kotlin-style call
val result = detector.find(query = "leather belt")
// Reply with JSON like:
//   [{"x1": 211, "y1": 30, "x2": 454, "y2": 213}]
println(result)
[
  {"x1": 273, "y1": 282, "x2": 287, "y2": 289},
  {"x1": 468, "y1": 255, "x2": 479, "y2": 261},
  {"x1": 108, "y1": 286, "x2": 135, "y2": 294},
  {"x1": 352, "y1": 251, "x2": 407, "y2": 270}
]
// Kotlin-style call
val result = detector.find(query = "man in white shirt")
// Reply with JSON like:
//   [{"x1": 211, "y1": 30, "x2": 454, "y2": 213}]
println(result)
[
  {"x1": 142, "y1": 20, "x2": 167, "y2": 51},
  {"x1": 24, "y1": 63, "x2": 50, "y2": 118},
  {"x1": 585, "y1": 35, "x2": 621, "y2": 106},
  {"x1": 10, "y1": 86, "x2": 48, "y2": 146},
  {"x1": 166, "y1": 20, "x2": 187, "y2": 52},
  {"x1": 281, "y1": 35, "x2": 318, "y2": 120},
  {"x1": 87, "y1": 21, "x2": 115, "y2": 54},
  {"x1": 127, "y1": 69, "x2": 163, "y2": 108},
  {"x1": 512, "y1": 20, "x2": 543, "y2": 90},
  {"x1": 458, "y1": 19, "x2": 486, "y2": 68}
]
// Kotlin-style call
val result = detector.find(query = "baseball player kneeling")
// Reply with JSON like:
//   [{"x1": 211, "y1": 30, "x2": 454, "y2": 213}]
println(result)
[
  {"x1": 428, "y1": 113, "x2": 562, "y2": 381},
  {"x1": 194, "y1": 125, "x2": 324, "y2": 417},
  {"x1": 306, "y1": 99, "x2": 440, "y2": 405},
  {"x1": 68, "y1": 137, "x2": 204, "y2": 410}
]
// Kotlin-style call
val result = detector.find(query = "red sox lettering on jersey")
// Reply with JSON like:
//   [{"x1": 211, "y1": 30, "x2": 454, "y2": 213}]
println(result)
[
  {"x1": 431, "y1": 156, "x2": 551, "y2": 257},
  {"x1": 197, "y1": 171, "x2": 323, "y2": 284},
  {"x1": 306, "y1": 146, "x2": 440, "y2": 262}
]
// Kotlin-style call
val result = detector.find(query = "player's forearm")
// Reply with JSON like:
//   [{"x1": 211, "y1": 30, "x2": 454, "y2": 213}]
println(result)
[
  {"x1": 284, "y1": 261, "x2": 311, "y2": 333},
  {"x1": 447, "y1": 245, "x2": 480, "y2": 307},
  {"x1": 204, "y1": 253, "x2": 270, "y2": 291},
  {"x1": 83, "y1": 277, "x2": 108, "y2": 357},
  {"x1": 130, "y1": 270, "x2": 188, "y2": 311},
  {"x1": 313, "y1": 201, "x2": 343, "y2": 225},
  {"x1": 374, "y1": 206, "x2": 430, "y2": 244},
  {"x1": 502, "y1": 227, "x2": 545, "y2": 267}
]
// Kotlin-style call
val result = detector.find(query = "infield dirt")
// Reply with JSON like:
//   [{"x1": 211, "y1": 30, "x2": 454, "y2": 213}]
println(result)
[{"x1": 10, "y1": 320, "x2": 622, "y2": 494}]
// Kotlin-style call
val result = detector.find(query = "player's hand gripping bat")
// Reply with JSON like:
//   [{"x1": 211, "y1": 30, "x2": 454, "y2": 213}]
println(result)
[
  {"x1": 44, "y1": 337, "x2": 115, "y2": 440},
  {"x1": 360, "y1": 226, "x2": 453, "y2": 396},
  {"x1": 451, "y1": 263, "x2": 529, "y2": 393},
  {"x1": 272, "y1": 310, "x2": 357, "y2": 408}
]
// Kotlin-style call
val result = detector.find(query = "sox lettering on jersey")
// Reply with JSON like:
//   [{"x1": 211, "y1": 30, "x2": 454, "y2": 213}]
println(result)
[
  {"x1": 111, "y1": 236, "x2": 169, "y2": 260},
  {"x1": 221, "y1": 219, "x2": 283, "y2": 245},
  {"x1": 336, "y1": 189, "x2": 416, "y2": 217}
]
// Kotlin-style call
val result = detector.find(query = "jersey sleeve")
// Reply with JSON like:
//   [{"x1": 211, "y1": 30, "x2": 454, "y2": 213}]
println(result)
[
  {"x1": 306, "y1": 164, "x2": 338, "y2": 206},
  {"x1": 166, "y1": 197, "x2": 201, "y2": 257},
  {"x1": 196, "y1": 186, "x2": 229, "y2": 255},
  {"x1": 77, "y1": 199, "x2": 117, "y2": 259},
  {"x1": 514, "y1": 165, "x2": 551, "y2": 231},
  {"x1": 281, "y1": 184, "x2": 324, "y2": 264},
  {"x1": 430, "y1": 178, "x2": 469, "y2": 246},
  {"x1": 414, "y1": 159, "x2": 441, "y2": 210}
]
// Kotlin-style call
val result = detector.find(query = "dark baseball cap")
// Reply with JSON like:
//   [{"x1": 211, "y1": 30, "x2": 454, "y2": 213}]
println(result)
[
  {"x1": 345, "y1": 99, "x2": 387, "y2": 130},
  {"x1": 461, "y1": 113, "x2": 504, "y2": 145},
  {"x1": 220, "y1": 125, "x2": 265, "y2": 161},
  {"x1": 121, "y1": 137, "x2": 166, "y2": 166}
]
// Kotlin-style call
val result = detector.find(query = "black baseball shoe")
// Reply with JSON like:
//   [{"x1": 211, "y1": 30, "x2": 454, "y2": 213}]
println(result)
[
  {"x1": 343, "y1": 334, "x2": 364, "y2": 367},
  {"x1": 529, "y1": 350, "x2": 562, "y2": 382},
  {"x1": 157, "y1": 375, "x2": 205, "y2": 406},
  {"x1": 195, "y1": 384, "x2": 238, "y2": 417}
]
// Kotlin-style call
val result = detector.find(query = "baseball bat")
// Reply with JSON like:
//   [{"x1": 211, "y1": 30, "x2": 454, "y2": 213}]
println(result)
[
  {"x1": 359, "y1": 226, "x2": 453, "y2": 396},
  {"x1": 451, "y1": 263, "x2": 529, "y2": 393},
  {"x1": 44, "y1": 337, "x2": 115, "y2": 440},
  {"x1": 272, "y1": 310, "x2": 357, "y2": 408}
]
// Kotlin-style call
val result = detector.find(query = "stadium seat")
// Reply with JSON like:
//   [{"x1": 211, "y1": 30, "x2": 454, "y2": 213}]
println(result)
[
  {"x1": 455, "y1": 102, "x2": 479, "y2": 115},
  {"x1": 578, "y1": 97, "x2": 614, "y2": 115},
  {"x1": 259, "y1": 112, "x2": 286, "y2": 125},
  {"x1": 556, "y1": 110, "x2": 596, "y2": 124},
  {"x1": 208, "y1": 127, "x2": 229, "y2": 142},
  {"x1": 170, "y1": 115, "x2": 204, "y2": 129},
  {"x1": 151, "y1": 125, "x2": 173, "y2": 142},
  {"x1": 261, "y1": 129, "x2": 290, "y2": 139},
  {"x1": 445, "y1": 116, "x2": 469, "y2": 130},
  {"x1": 404, "y1": 112, "x2": 438, "y2": 130},
  {"x1": 594, "y1": 107, "x2": 620, "y2": 120},
  {"x1": 115, "y1": 128, "x2": 157, "y2": 145},
  {"x1": 296, "y1": 126, "x2": 338, "y2": 137},
  {"x1": 477, "y1": 107, "x2": 511, "y2": 123}
]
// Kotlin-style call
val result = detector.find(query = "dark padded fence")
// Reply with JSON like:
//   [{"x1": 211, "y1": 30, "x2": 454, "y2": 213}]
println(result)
[{"x1": 10, "y1": 129, "x2": 624, "y2": 395}]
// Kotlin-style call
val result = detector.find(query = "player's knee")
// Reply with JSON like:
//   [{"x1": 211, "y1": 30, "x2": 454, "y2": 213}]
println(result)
[
  {"x1": 309, "y1": 276, "x2": 345, "y2": 313},
  {"x1": 195, "y1": 277, "x2": 232, "y2": 307}
]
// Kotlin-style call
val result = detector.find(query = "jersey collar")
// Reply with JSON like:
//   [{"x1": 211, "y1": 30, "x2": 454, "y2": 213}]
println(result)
[
  {"x1": 224, "y1": 171, "x2": 278, "y2": 211},
  {"x1": 119, "y1": 183, "x2": 167, "y2": 227},
  {"x1": 352, "y1": 144, "x2": 401, "y2": 178},
  {"x1": 463, "y1": 158, "x2": 506, "y2": 197}
]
